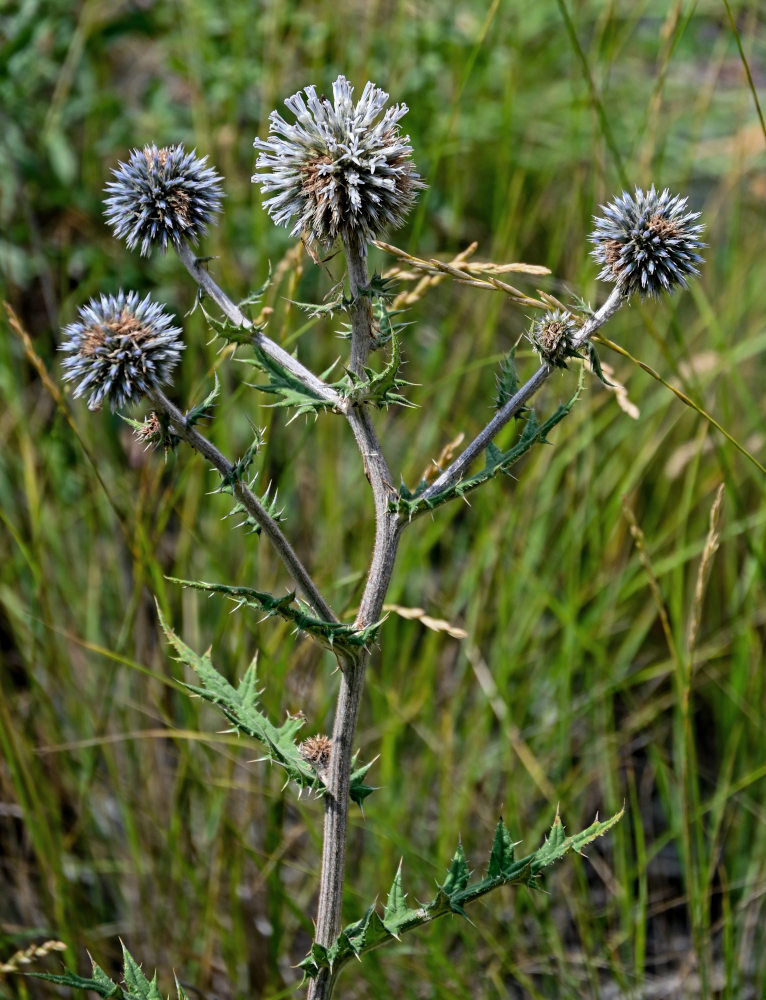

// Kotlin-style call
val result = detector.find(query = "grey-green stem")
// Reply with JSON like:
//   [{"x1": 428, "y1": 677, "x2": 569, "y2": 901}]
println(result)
[
  {"x1": 147, "y1": 386, "x2": 338, "y2": 625},
  {"x1": 308, "y1": 233, "x2": 402, "y2": 1000},
  {"x1": 420, "y1": 285, "x2": 625, "y2": 502},
  {"x1": 175, "y1": 242, "x2": 343, "y2": 409}
]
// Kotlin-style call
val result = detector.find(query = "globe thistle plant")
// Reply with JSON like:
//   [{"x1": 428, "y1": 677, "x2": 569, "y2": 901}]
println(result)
[
  {"x1": 529, "y1": 309, "x2": 580, "y2": 368},
  {"x1": 252, "y1": 75, "x2": 424, "y2": 249},
  {"x1": 590, "y1": 186, "x2": 705, "y2": 299},
  {"x1": 60, "y1": 291, "x2": 184, "y2": 411},
  {"x1": 104, "y1": 144, "x2": 224, "y2": 256}
]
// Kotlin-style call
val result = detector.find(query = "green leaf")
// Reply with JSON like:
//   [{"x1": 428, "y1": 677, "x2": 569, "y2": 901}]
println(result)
[
  {"x1": 487, "y1": 817, "x2": 517, "y2": 879},
  {"x1": 338, "y1": 334, "x2": 415, "y2": 409},
  {"x1": 121, "y1": 946, "x2": 162, "y2": 1000},
  {"x1": 198, "y1": 297, "x2": 254, "y2": 346},
  {"x1": 24, "y1": 947, "x2": 164, "y2": 1000},
  {"x1": 158, "y1": 609, "x2": 375, "y2": 805},
  {"x1": 237, "y1": 265, "x2": 272, "y2": 320},
  {"x1": 587, "y1": 342, "x2": 614, "y2": 386},
  {"x1": 383, "y1": 862, "x2": 408, "y2": 930},
  {"x1": 167, "y1": 578, "x2": 384, "y2": 655},
  {"x1": 26, "y1": 970, "x2": 123, "y2": 1000},
  {"x1": 185, "y1": 375, "x2": 220, "y2": 428},
  {"x1": 441, "y1": 841, "x2": 470, "y2": 897},
  {"x1": 495, "y1": 350, "x2": 519, "y2": 409},
  {"x1": 285, "y1": 294, "x2": 346, "y2": 318},
  {"x1": 395, "y1": 366, "x2": 586, "y2": 517},
  {"x1": 241, "y1": 346, "x2": 336, "y2": 416},
  {"x1": 216, "y1": 427, "x2": 266, "y2": 490},
  {"x1": 300, "y1": 806, "x2": 624, "y2": 981},
  {"x1": 224, "y1": 482, "x2": 285, "y2": 537}
]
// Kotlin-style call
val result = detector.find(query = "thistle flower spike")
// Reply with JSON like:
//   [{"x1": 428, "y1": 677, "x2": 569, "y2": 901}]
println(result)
[
  {"x1": 60, "y1": 291, "x2": 184, "y2": 411},
  {"x1": 104, "y1": 144, "x2": 224, "y2": 256},
  {"x1": 252, "y1": 75, "x2": 425, "y2": 249},
  {"x1": 590, "y1": 186, "x2": 705, "y2": 299}
]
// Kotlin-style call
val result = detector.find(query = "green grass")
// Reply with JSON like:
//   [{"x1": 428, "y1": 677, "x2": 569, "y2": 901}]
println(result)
[{"x1": 2, "y1": 1, "x2": 766, "y2": 997}]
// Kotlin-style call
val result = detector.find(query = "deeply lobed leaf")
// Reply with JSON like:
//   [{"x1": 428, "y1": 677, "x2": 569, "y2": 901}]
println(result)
[{"x1": 299, "y1": 807, "x2": 623, "y2": 980}]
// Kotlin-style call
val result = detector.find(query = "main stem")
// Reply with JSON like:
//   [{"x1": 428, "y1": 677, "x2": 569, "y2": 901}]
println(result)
[{"x1": 308, "y1": 232, "x2": 401, "y2": 1000}]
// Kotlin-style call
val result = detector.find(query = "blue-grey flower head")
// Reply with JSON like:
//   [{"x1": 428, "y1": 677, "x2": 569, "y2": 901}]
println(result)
[
  {"x1": 590, "y1": 186, "x2": 705, "y2": 299},
  {"x1": 252, "y1": 75, "x2": 424, "y2": 248},
  {"x1": 104, "y1": 144, "x2": 224, "y2": 256},
  {"x1": 529, "y1": 309, "x2": 579, "y2": 368},
  {"x1": 60, "y1": 291, "x2": 184, "y2": 411}
]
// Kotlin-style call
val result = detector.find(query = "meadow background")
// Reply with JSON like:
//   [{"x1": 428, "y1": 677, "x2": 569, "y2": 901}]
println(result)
[{"x1": 1, "y1": 0, "x2": 765, "y2": 997}]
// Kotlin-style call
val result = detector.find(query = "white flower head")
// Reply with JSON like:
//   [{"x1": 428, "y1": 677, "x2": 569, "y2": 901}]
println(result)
[{"x1": 253, "y1": 75, "x2": 424, "y2": 249}]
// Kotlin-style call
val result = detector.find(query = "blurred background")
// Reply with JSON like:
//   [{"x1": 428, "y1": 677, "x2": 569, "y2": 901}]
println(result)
[{"x1": 1, "y1": 1, "x2": 765, "y2": 997}]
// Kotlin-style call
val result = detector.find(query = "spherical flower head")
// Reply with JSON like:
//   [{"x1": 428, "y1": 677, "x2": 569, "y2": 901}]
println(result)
[
  {"x1": 60, "y1": 291, "x2": 184, "y2": 411},
  {"x1": 252, "y1": 75, "x2": 425, "y2": 249},
  {"x1": 590, "y1": 186, "x2": 705, "y2": 299},
  {"x1": 529, "y1": 309, "x2": 579, "y2": 368},
  {"x1": 104, "y1": 144, "x2": 224, "y2": 256}
]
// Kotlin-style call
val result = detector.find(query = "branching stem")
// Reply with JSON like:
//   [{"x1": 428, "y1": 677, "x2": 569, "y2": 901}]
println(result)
[
  {"x1": 147, "y1": 386, "x2": 338, "y2": 624},
  {"x1": 421, "y1": 285, "x2": 625, "y2": 501},
  {"x1": 175, "y1": 242, "x2": 343, "y2": 409}
]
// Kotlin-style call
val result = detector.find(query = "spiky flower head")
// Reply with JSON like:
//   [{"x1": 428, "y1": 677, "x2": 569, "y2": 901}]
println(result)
[
  {"x1": 590, "y1": 186, "x2": 705, "y2": 299},
  {"x1": 299, "y1": 734, "x2": 333, "y2": 773},
  {"x1": 60, "y1": 291, "x2": 184, "y2": 411},
  {"x1": 104, "y1": 144, "x2": 224, "y2": 256},
  {"x1": 529, "y1": 309, "x2": 580, "y2": 368},
  {"x1": 252, "y1": 75, "x2": 424, "y2": 249}
]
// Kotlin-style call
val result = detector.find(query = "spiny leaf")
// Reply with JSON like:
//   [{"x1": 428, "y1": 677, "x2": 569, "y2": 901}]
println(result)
[
  {"x1": 394, "y1": 366, "x2": 586, "y2": 517},
  {"x1": 285, "y1": 294, "x2": 347, "y2": 318},
  {"x1": 217, "y1": 427, "x2": 265, "y2": 490},
  {"x1": 168, "y1": 578, "x2": 384, "y2": 655},
  {"x1": 338, "y1": 334, "x2": 415, "y2": 409},
  {"x1": 360, "y1": 271, "x2": 398, "y2": 302},
  {"x1": 300, "y1": 807, "x2": 623, "y2": 982},
  {"x1": 383, "y1": 862, "x2": 409, "y2": 930},
  {"x1": 198, "y1": 297, "x2": 255, "y2": 346},
  {"x1": 487, "y1": 817, "x2": 517, "y2": 879},
  {"x1": 241, "y1": 346, "x2": 336, "y2": 416},
  {"x1": 495, "y1": 350, "x2": 519, "y2": 409},
  {"x1": 25, "y1": 946, "x2": 165, "y2": 1000},
  {"x1": 90, "y1": 961, "x2": 123, "y2": 999},
  {"x1": 121, "y1": 945, "x2": 162, "y2": 1000},
  {"x1": 25, "y1": 969, "x2": 123, "y2": 1000},
  {"x1": 237, "y1": 266, "x2": 272, "y2": 319},
  {"x1": 440, "y1": 841, "x2": 470, "y2": 898},
  {"x1": 185, "y1": 374, "x2": 220, "y2": 428},
  {"x1": 158, "y1": 609, "x2": 374, "y2": 806},
  {"x1": 587, "y1": 342, "x2": 614, "y2": 386},
  {"x1": 224, "y1": 482, "x2": 285, "y2": 537}
]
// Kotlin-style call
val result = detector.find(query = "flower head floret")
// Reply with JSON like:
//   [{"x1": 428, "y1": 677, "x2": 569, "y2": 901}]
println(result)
[
  {"x1": 60, "y1": 291, "x2": 184, "y2": 411},
  {"x1": 590, "y1": 186, "x2": 705, "y2": 299},
  {"x1": 104, "y1": 144, "x2": 224, "y2": 256},
  {"x1": 529, "y1": 309, "x2": 580, "y2": 368},
  {"x1": 252, "y1": 75, "x2": 424, "y2": 248}
]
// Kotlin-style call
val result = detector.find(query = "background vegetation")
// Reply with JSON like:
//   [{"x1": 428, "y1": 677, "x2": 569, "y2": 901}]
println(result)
[{"x1": 1, "y1": 0, "x2": 765, "y2": 997}]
